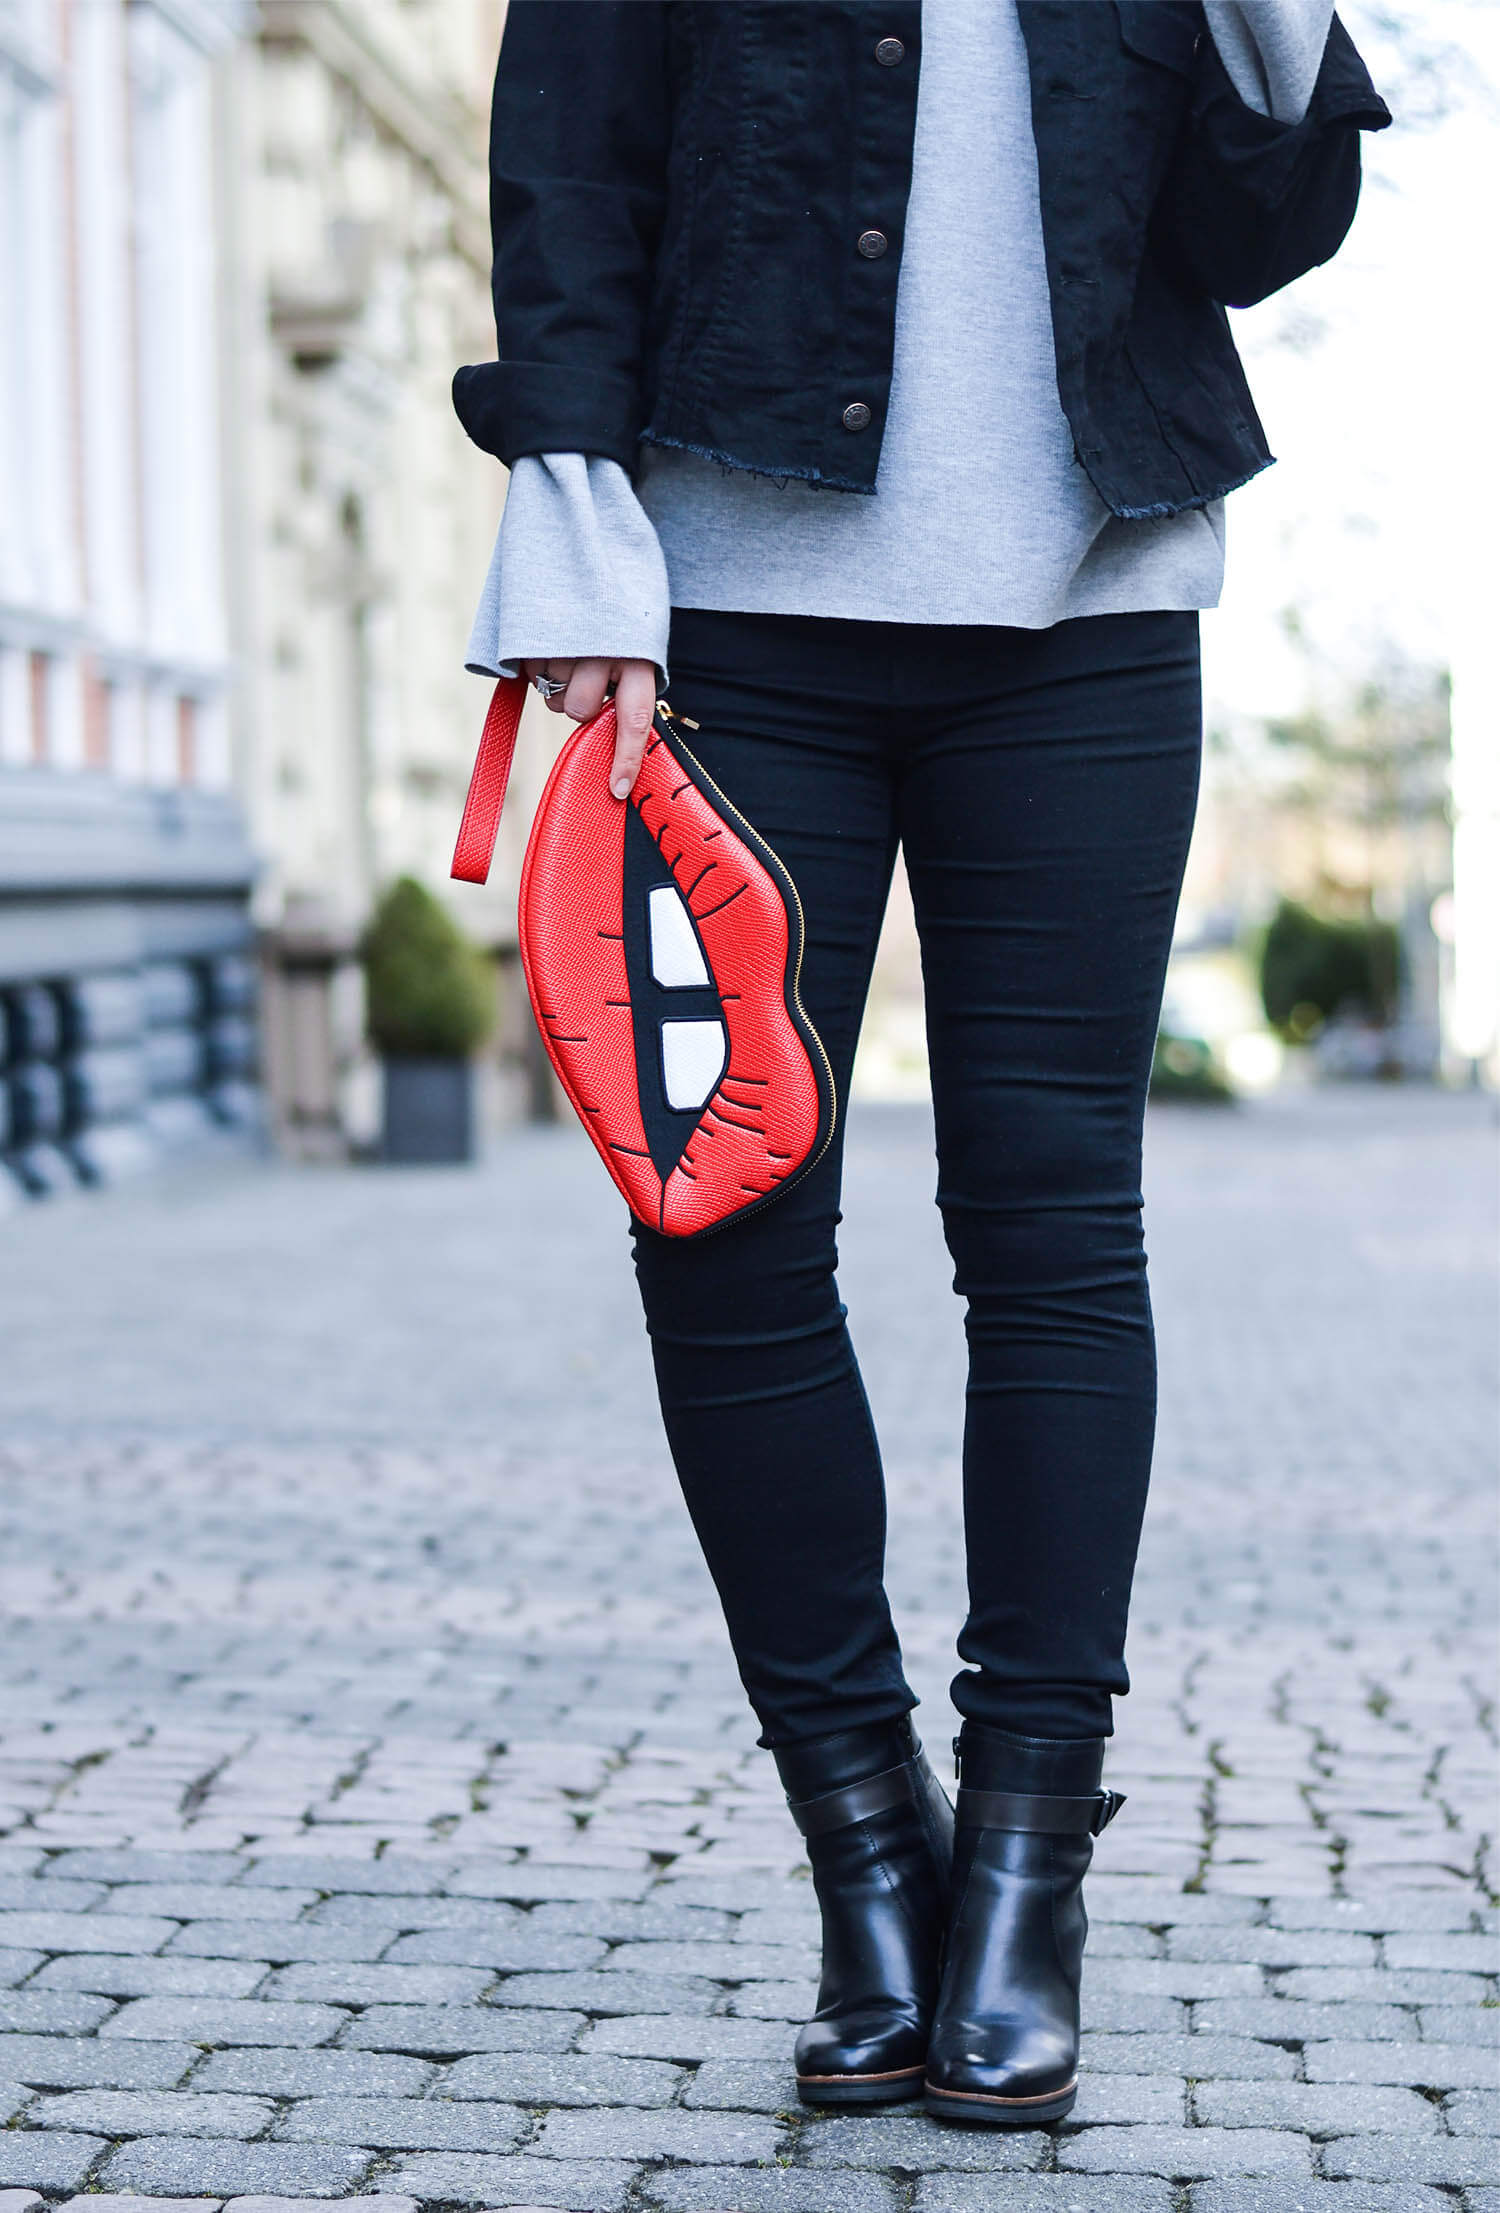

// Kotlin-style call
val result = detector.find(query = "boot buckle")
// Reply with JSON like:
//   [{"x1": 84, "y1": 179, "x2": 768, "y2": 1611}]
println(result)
[{"x1": 1091, "y1": 1788, "x2": 1127, "y2": 1834}]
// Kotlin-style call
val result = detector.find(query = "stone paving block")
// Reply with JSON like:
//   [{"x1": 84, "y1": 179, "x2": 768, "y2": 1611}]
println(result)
[
  {"x1": 0, "y1": 1992, "x2": 116, "y2": 2034},
  {"x1": 444, "y1": 1865, "x2": 652, "y2": 1904},
  {"x1": 389, "y1": 2154, "x2": 636, "y2": 2209},
  {"x1": 722, "y1": 1979, "x2": 807, "y2": 2019},
  {"x1": 0, "y1": 2186, "x2": 43, "y2": 2209},
  {"x1": 1190, "y1": 1999, "x2": 1413, "y2": 2041},
  {"x1": 1057, "y1": 2126, "x2": 1314, "y2": 2177},
  {"x1": 1084, "y1": 2034, "x2": 1298, "y2": 2080},
  {"x1": 1192, "y1": 2080, "x2": 1437, "y2": 2133},
  {"x1": 0, "y1": 2033, "x2": 196, "y2": 2090},
  {"x1": 602, "y1": 1939, "x2": 816, "y2": 1982},
  {"x1": 1448, "y1": 2089, "x2": 1500, "y2": 2133},
  {"x1": 1168, "y1": 1928, "x2": 1377, "y2": 1968},
  {"x1": 1420, "y1": 2003, "x2": 1498, "y2": 2043},
  {"x1": 678, "y1": 2058, "x2": 801, "y2": 2111},
  {"x1": 1265, "y1": 1897, "x2": 1481, "y2": 1934},
  {"x1": 30, "y1": 1952, "x2": 268, "y2": 1999},
  {"x1": 100, "y1": 1999, "x2": 349, "y2": 2045},
  {"x1": 223, "y1": 2199, "x2": 418, "y2": 2213},
  {"x1": 799, "y1": 2113, "x2": 1045, "y2": 2171},
  {"x1": 1073, "y1": 2071, "x2": 1185, "y2": 2124},
  {"x1": 275, "y1": 2095, "x2": 525, "y2": 2152},
  {"x1": 1189, "y1": 2185, "x2": 1453, "y2": 2213},
  {"x1": 242, "y1": 1860, "x2": 458, "y2": 1896},
  {"x1": 1302, "y1": 2040, "x2": 1493, "y2": 2089},
  {"x1": 916, "y1": 2181, "x2": 1175, "y2": 2213},
  {"x1": 223, "y1": 2201, "x2": 417, "y2": 2213},
  {"x1": 645, "y1": 2171, "x2": 898, "y2": 2213},
  {"x1": 308, "y1": 1897, "x2": 525, "y2": 1934},
  {"x1": 436, "y1": 2052, "x2": 682, "y2": 2105},
  {"x1": 99, "y1": 1887, "x2": 321, "y2": 1923},
  {"x1": 1088, "y1": 1960, "x2": 1266, "y2": 1999},
  {"x1": 578, "y1": 2013, "x2": 790, "y2": 2061},
  {"x1": 34, "y1": 2090, "x2": 274, "y2": 2138},
  {"x1": 56, "y1": 2199, "x2": 224, "y2": 2213},
  {"x1": 338, "y1": 2006, "x2": 584, "y2": 2056},
  {"x1": 1384, "y1": 1932, "x2": 1498, "y2": 1972},
  {"x1": 1321, "y1": 2137, "x2": 1500, "y2": 2185},
  {"x1": 491, "y1": 1970, "x2": 718, "y2": 2015},
  {"x1": 99, "y1": 2140, "x2": 375, "y2": 2195},
  {"x1": 0, "y1": 2083, "x2": 29, "y2": 2124},
  {"x1": 192, "y1": 2050, "x2": 436, "y2": 2098},
  {"x1": 529, "y1": 1900, "x2": 736, "y2": 1944},
  {"x1": 0, "y1": 1954, "x2": 41, "y2": 1990},
  {"x1": 1086, "y1": 1883, "x2": 1262, "y2": 1928},
  {"x1": 167, "y1": 1922, "x2": 389, "y2": 1965},
  {"x1": 0, "y1": 1911, "x2": 177, "y2": 1954},
  {"x1": 43, "y1": 1852, "x2": 245, "y2": 1886},
  {"x1": 0, "y1": 2136, "x2": 106, "y2": 2190},
  {"x1": 1276, "y1": 1967, "x2": 1490, "y2": 2003},
  {"x1": 531, "y1": 2105, "x2": 782, "y2": 2162},
  {"x1": 1079, "y1": 1991, "x2": 1186, "y2": 2034},
  {"x1": 0, "y1": 1879, "x2": 101, "y2": 1912},
  {"x1": 262, "y1": 1962, "x2": 494, "y2": 2006},
  {"x1": 383, "y1": 1930, "x2": 605, "y2": 1973}
]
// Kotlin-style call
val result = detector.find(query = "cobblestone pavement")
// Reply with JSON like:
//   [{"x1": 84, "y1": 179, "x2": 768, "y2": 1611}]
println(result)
[{"x1": 0, "y1": 1087, "x2": 1493, "y2": 2213}]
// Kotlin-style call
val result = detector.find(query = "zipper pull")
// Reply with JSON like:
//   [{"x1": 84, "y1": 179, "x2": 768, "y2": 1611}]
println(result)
[
  {"x1": 656, "y1": 698, "x2": 700, "y2": 731},
  {"x1": 952, "y1": 1734, "x2": 962, "y2": 1783}
]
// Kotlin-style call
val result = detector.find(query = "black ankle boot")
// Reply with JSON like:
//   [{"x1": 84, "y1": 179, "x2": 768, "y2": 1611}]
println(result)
[
  {"x1": 774, "y1": 1714, "x2": 954, "y2": 2106},
  {"x1": 923, "y1": 1722, "x2": 1124, "y2": 2127}
]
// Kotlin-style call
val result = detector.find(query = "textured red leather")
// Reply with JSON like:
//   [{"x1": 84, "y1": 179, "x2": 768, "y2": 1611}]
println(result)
[
  {"x1": 516, "y1": 705, "x2": 835, "y2": 1237},
  {"x1": 450, "y1": 676, "x2": 526, "y2": 885}
]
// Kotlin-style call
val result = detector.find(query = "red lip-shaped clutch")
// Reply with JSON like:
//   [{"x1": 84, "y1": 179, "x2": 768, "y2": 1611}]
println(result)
[{"x1": 451, "y1": 675, "x2": 835, "y2": 1237}]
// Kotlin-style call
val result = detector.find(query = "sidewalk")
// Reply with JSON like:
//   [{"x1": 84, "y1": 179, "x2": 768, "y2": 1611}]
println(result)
[{"x1": 0, "y1": 1088, "x2": 1494, "y2": 2210}]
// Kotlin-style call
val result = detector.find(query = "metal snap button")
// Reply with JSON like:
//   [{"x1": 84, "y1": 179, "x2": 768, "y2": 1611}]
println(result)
[
  {"x1": 841, "y1": 402, "x2": 872, "y2": 432},
  {"x1": 875, "y1": 35, "x2": 905, "y2": 64},
  {"x1": 856, "y1": 229, "x2": 889, "y2": 260}
]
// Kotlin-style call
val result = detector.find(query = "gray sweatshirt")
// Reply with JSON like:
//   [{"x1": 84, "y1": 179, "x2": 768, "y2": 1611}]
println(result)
[{"x1": 467, "y1": 0, "x2": 1332, "y2": 682}]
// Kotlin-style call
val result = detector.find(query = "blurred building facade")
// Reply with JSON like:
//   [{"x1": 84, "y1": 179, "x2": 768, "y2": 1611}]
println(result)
[{"x1": 1, "y1": 0, "x2": 530, "y2": 1195}]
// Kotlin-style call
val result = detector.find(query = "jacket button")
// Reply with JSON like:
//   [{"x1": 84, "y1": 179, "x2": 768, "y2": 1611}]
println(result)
[
  {"x1": 874, "y1": 35, "x2": 905, "y2": 64},
  {"x1": 841, "y1": 402, "x2": 872, "y2": 432},
  {"x1": 856, "y1": 228, "x2": 888, "y2": 260}
]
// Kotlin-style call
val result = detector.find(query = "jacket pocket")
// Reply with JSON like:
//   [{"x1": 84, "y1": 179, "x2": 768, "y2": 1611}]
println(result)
[{"x1": 1116, "y1": 1, "x2": 1201, "y2": 76}]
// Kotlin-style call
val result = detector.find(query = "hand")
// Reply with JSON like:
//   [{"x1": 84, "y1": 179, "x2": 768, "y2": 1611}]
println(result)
[{"x1": 521, "y1": 658, "x2": 658, "y2": 801}]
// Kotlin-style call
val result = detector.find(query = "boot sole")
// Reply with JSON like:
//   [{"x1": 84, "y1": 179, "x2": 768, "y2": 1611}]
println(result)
[
  {"x1": 797, "y1": 2064, "x2": 925, "y2": 2107},
  {"x1": 924, "y1": 2078, "x2": 1078, "y2": 2127}
]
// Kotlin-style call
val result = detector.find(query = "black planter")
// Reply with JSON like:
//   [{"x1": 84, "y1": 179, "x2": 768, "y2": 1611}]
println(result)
[{"x1": 381, "y1": 1056, "x2": 475, "y2": 1164}]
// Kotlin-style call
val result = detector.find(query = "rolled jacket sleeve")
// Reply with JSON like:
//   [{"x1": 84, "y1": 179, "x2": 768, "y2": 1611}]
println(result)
[
  {"x1": 453, "y1": 2, "x2": 669, "y2": 471},
  {"x1": 1155, "y1": 9, "x2": 1391, "y2": 309},
  {"x1": 464, "y1": 454, "x2": 673, "y2": 687}
]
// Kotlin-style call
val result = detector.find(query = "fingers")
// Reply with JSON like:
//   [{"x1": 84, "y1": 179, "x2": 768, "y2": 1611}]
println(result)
[
  {"x1": 609, "y1": 661, "x2": 658, "y2": 800},
  {"x1": 521, "y1": 658, "x2": 579, "y2": 715},
  {"x1": 559, "y1": 658, "x2": 612, "y2": 724}
]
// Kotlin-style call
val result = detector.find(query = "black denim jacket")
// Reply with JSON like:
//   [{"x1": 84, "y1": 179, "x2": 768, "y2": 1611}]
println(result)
[{"x1": 453, "y1": 2, "x2": 1389, "y2": 521}]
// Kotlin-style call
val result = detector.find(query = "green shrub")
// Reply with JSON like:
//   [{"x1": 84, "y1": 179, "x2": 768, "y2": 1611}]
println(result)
[
  {"x1": 1259, "y1": 900, "x2": 1399, "y2": 1040},
  {"x1": 361, "y1": 875, "x2": 494, "y2": 1059},
  {"x1": 1149, "y1": 1028, "x2": 1233, "y2": 1103}
]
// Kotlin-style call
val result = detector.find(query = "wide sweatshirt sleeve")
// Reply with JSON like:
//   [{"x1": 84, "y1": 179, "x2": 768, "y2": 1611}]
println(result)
[
  {"x1": 1154, "y1": 8, "x2": 1391, "y2": 310},
  {"x1": 452, "y1": 2, "x2": 669, "y2": 471},
  {"x1": 464, "y1": 454, "x2": 672, "y2": 686},
  {"x1": 1203, "y1": 0, "x2": 1334, "y2": 124}
]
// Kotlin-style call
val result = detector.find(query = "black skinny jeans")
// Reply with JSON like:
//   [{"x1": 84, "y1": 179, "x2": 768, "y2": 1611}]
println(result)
[{"x1": 631, "y1": 607, "x2": 1202, "y2": 1747}]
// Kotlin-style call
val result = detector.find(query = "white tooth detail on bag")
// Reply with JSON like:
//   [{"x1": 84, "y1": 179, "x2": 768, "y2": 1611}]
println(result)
[
  {"x1": 648, "y1": 885, "x2": 712, "y2": 989},
  {"x1": 660, "y1": 1019, "x2": 727, "y2": 1112}
]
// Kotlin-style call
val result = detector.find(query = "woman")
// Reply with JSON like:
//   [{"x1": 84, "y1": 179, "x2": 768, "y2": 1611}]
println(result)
[{"x1": 454, "y1": 0, "x2": 1387, "y2": 2125}]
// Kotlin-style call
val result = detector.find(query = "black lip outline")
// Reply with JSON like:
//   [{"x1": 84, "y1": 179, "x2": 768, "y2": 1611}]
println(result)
[{"x1": 640, "y1": 705, "x2": 838, "y2": 1240}]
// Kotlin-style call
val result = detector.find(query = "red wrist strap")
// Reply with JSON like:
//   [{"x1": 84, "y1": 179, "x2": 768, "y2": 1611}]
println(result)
[{"x1": 450, "y1": 674, "x2": 528, "y2": 885}]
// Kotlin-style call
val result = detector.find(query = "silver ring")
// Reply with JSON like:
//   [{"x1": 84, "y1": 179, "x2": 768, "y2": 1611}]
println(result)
[{"x1": 534, "y1": 672, "x2": 567, "y2": 700}]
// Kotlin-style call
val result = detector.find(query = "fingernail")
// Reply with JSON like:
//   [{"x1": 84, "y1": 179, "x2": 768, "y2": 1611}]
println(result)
[{"x1": 612, "y1": 776, "x2": 632, "y2": 800}]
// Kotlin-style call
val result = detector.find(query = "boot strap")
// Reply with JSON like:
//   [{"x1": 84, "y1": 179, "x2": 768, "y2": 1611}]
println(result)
[
  {"x1": 956, "y1": 1786, "x2": 1126, "y2": 1836},
  {"x1": 787, "y1": 1757, "x2": 928, "y2": 1839}
]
